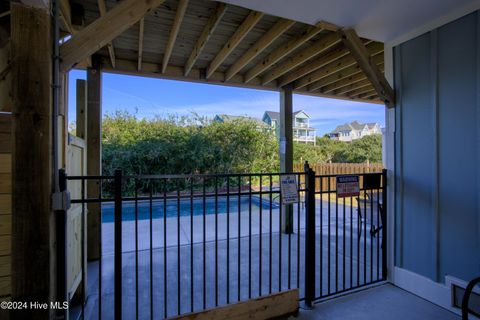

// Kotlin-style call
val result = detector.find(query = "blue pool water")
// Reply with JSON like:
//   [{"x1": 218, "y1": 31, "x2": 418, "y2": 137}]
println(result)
[{"x1": 102, "y1": 195, "x2": 279, "y2": 223}]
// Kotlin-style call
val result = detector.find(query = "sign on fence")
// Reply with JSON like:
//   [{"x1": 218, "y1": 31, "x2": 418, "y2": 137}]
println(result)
[
  {"x1": 336, "y1": 175, "x2": 360, "y2": 198},
  {"x1": 280, "y1": 175, "x2": 299, "y2": 204}
]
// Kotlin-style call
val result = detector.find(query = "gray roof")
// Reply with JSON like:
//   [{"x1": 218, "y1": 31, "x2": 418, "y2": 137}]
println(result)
[
  {"x1": 331, "y1": 123, "x2": 354, "y2": 133},
  {"x1": 264, "y1": 110, "x2": 308, "y2": 122},
  {"x1": 264, "y1": 111, "x2": 280, "y2": 122},
  {"x1": 350, "y1": 121, "x2": 367, "y2": 130},
  {"x1": 331, "y1": 120, "x2": 378, "y2": 134}
]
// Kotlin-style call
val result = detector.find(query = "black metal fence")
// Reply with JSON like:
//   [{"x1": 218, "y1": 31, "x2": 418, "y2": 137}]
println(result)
[{"x1": 65, "y1": 164, "x2": 386, "y2": 319}]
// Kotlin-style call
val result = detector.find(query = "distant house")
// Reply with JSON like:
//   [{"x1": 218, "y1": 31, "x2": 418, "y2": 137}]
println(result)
[
  {"x1": 262, "y1": 110, "x2": 316, "y2": 145},
  {"x1": 329, "y1": 120, "x2": 381, "y2": 142}
]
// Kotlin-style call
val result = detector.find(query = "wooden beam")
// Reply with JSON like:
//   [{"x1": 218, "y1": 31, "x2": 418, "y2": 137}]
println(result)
[
  {"x1": 162, "y1": 0, "x2": 188, "y2": 73},
  {"x1": 97, "y1": 0, "x2": 116, "y2": 68},
  {"x1": 316, "y1": 20, "x2": 340, "y2": 32},
  {"x1": 59, "y1": 0, "x2": 73, "y2": 34},
  {"x1": 244, "y1": 24, "x2": 324, "y2": 83},
  {"x1": 293, "y1": 41, "x2": 383, "y2": 90},
  {"x1": 320, "y1": 69, "x2": 366, "y2": 94},
  {"x1": 225, "y1": 18, "x2": 295, "y2": 81},
  {"x1": 340, "y1": 29, "x2": 394, "y2": 107},
  {"x1": 171, "y1": 289, "x2": 298, "y2": 320},
  {"x1": 0, "y1": 11, "x2": 10, "y2": 19},
  {"x1": 206, "y1": 10, "x2": 263, "y2": 79},
  {"x1": 307, "y1": 53, "x2": 383, "y2": 91},
  {"x1": 277, "y1": 41, "x2": 369, "y2": 88},
  {"x1": 59, "y1": 0, "x2": 71, "y2": 22},
  {"x1": 362, "y1": 92, "x2": 379, "y2": 100},
  {"x1": 357, "y1": 89, "x2": 378, "y2": 99},
  {"x1": 137, "y1": 18, "x2": 144, "y2": 71},
  {"x1": 345, "y1": 85, "x2": 375, "y2": 98},
  {"x1": 334, "y1": 78, "x2": 372, "y2": 95},
  {"x1": 86, "y1": 67, "x2": 102, "y2": 261},
  {"x1": 0, "y1": 63, "x2": 10, "y2": 80},
  {"x1": 277, "y1": 39, "x2": 373, "y2": 88},
  {"x1": 321, "y1": 62, "x2": 384, "y2": 94},
  {"x1": 60, "y1": 0, "x2": 165, "y2": 72},
  {"x1": 184, "y1": 2, "x2": 226, "y2": 76},
  {"x1": 11, "y1": 3, "x2": 54, "y2": 317},
  {"x1": 262, "y1": 32, "x2": 340, "y2": 85},
  {"x1": 75, "y1": 79, "x2": 87, "y2": 140}
]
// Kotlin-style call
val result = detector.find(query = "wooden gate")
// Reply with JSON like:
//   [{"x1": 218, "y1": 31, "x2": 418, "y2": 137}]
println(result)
[{"x1": 65, "y1": 134, "x2": 87, "y2": 301}]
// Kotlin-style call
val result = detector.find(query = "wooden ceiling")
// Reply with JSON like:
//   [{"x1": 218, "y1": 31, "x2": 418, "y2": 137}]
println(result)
[{"x1": 63, "y1": 0, "x2": 387, "y2": 104}]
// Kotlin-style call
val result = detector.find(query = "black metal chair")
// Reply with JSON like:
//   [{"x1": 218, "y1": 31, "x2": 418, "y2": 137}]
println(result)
[{"x1": 462, "y1": 277, "x2": 480, "y2": 319}]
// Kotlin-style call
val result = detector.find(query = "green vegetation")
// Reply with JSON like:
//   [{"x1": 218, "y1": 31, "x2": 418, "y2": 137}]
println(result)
[{"x1": 100, "y1": 111, "x2": 382, "y2": 177}]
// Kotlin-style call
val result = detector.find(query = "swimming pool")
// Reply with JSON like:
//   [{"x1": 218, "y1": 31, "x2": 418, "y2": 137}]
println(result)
[{"x1": 102, "y1": 195, "x2": 279, "y2": 222}]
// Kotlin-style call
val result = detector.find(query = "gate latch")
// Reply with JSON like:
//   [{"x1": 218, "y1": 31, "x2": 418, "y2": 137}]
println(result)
[{"x1": 52, "y1": 190, "x2": 71, "y2": 211}]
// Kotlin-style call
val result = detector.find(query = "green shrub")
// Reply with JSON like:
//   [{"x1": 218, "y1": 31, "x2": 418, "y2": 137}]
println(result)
[{"x1": 100, "y1": 111, "x2": 382, "y2": 188}]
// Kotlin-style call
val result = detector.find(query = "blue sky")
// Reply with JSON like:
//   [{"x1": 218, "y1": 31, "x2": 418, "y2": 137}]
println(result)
[{"x1": 68, "y1": 70, "x2": 384, "y2": 136}]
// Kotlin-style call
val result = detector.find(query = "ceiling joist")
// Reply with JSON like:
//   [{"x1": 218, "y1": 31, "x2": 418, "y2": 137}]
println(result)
[
  {"x1": 306, "y1": 55, "x2": 381, "y2": 91},
  {"x1": 334, "y1": 79, "x2": 372, "y2": 96},
  {"x1": 360, "y1": 91, "x2": 379, "y2": 100},
  {"x1": 225, "y1": 18, "x2": 295, "y2": 81},
  {"x1": 346, "y1": 85, "x2": 376, "y2": 98},
  {"x1": 58, "y1": 0, "x2": 74, "y2": 34},
  {"x1": 162, "y1": 0, "x2": 189, "y2": 73},
  {"x1": 340, "y1": 28, "x2": 394, "y2": 107},
  {"x1": 294, "y1": 42, "x2": 383, "y2": 90},
  {"x1": 60, "y1": 0, "x2": 165, "y2": 72},
  {"x1": 206, "y1": 10, "x2": 264, "y2": 79},
  {"x1": 137, "y1": 18, "x2": 144, "y2": 71},
  {"x1": 320, "y1": 61, "x2": 384, "y2": 94},
  {"x1": 244, "y1": 24, "x2": 324, "y2": 83},
  {"x1": 98, "y1": 0, "x2": 116, "y2": 68},
  {"x1": 261, "y1": 32, "x2": 341, "y2": 85},
  {"x1": 276, "y1": 41, "x2": 370, "y2": 88},
  {"x1": 184, "y1": 2, "x2": 227, "y2": 76}
]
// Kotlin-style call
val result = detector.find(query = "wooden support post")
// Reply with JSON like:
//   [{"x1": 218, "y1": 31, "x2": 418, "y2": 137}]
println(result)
[
  {"x1": 76, "y1": 79, "x2": 87, "y2": 140},
  {"x1": 10, "y1": 3, "x2": 55, "y2": 319},
  {"x1": 87, "y1": 66, "x2": 102, "y2": 261},
  {"x1": 280, "y1": 85, "x2": 293, "y2": 234},
  {"x1": 340, "y1": 28, "x2": 394, "y2": 107}
]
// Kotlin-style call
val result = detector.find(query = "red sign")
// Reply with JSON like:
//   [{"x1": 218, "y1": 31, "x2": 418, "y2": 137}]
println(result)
[{"x1": 336, "y1": 175, "x2": 360, "y2": 198}]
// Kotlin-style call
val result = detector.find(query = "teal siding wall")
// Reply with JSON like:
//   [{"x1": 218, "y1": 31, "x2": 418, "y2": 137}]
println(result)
[{"x1": 394, "y1": 11, "x2": 480, "y2": 283}]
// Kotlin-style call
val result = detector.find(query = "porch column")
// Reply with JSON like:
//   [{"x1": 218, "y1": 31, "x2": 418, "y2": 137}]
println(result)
[
  {"x1": 11, "y1": 2, "x2": 56, "y2": 318},
  {"x1": 280, "y1": 85, "x2": 293, "y2": 234},
  {"x1": 87, "y1": 65, "x2": 102, "y2": 260}
]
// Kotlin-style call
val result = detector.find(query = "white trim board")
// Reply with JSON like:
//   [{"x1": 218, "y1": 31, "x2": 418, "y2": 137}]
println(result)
[{"x1": 393, "y1": 267, "x2": 476, "y2": 317}]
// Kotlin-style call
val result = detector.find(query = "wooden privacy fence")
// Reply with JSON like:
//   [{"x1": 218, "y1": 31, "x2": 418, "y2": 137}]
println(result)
[
  {"x1": 293, "y1": 162, "x2": 384, "y2": 192},
  {"x1": 293, "y1": 162, "x2": 383, "y2": 175}
]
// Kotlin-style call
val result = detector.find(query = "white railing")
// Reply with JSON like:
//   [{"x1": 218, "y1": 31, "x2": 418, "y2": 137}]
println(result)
[
  {"x1": 295, "y1": 122, "x2": 309, "y2": 128},
  {"x1": 294, "y1": 135, "x2": 315, "y2": 142}
]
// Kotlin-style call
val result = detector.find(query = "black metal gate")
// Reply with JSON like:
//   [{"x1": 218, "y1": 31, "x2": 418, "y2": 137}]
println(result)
[{"x1": 64, "y1": 163, "x2": 387, "y2": 319}]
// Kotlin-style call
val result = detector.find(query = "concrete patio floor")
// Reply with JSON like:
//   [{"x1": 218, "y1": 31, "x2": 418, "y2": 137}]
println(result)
[
  {"x1": 82, "y1": 199, "x2": 383, "y2": 319},
  {"x1": 297, "y1": 284, "x2": 460, "y2": 320}
]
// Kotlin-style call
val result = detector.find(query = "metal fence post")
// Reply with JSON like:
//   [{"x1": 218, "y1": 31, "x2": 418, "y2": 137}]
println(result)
[
  {"x1": 381, "y1": 169, "x2": 388, "y2": 280},
  {"x1": 304, "y1": 161, "x2": 316, "y2": 308},
  {"x1": 114, "y1": 169, "x2": 123, "y2": 320}
]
